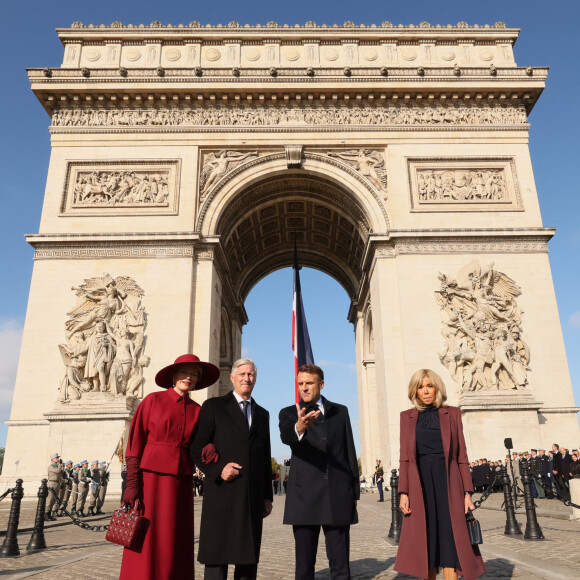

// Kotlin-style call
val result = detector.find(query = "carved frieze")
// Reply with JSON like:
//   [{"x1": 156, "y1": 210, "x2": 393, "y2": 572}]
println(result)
[
  {"x1": 436, "y1": 260, "x2": 530, "y2": 394},
  {"x1": 58, "y1": 273, "x2": 149, "y2": 404},
  {"x1": 51, "y1": 104, "x2": 527, "y2": 129},
  {"x1": 61, "y1": 161, "x2": 180, "y2": 216},
  {"x1": 408, "y1": 158, "x2": 521, "y2": 211}
]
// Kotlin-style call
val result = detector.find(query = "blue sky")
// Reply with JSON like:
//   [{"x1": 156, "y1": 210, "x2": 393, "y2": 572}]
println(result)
[{"x1": 1, "y1": 1, "x2": 579, "y2": 461}]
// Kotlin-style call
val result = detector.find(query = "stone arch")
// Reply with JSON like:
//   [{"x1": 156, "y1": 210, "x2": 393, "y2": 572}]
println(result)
[{"x1": 197, "y1": 152, "x2": 389, "y2": 302}]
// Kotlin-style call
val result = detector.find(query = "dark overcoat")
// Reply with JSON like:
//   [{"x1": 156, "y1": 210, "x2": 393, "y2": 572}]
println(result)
[
  {"x1": 394, "y1": 406, "x2": 485, "y2": 580},
  {"x1": 190, "y1": 392, "x2": 272, "y2": 565},
  {"x1": 279, "y1": 396, "x2": 359, "y2": 526}
]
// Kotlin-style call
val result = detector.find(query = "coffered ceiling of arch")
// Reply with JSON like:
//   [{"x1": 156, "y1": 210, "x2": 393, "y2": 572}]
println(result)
[{"x1": 217, "y1": 175, "x2": 369, "y2": 300}]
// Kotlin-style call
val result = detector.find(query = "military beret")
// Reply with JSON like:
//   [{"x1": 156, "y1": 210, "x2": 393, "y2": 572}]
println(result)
[
  {"x1": 73, "y1": 463, "x2": 80, "y2": 468},
  {"x1": 81, "y1": 460, "x2": 88, "y2": 465},
  {"x1": 65, "y1": 460, "x2": 73, "y2": 466},
  {"x1": 99, "y1": 462, "x2": 106, "y2": 467},
  {"x1": 50, "y1": 453, "x2": 60, "y2": 460}
]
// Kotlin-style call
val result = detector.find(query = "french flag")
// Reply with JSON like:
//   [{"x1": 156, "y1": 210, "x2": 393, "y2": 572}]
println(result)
[{"x1": 292, "y1": 246, "x2": 314, "y2": 403}]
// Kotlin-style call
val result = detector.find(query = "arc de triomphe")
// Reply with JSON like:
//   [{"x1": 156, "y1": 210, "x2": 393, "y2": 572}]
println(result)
[{"x1": 3, "y1": 19, "x2": 578, "y2": 490}]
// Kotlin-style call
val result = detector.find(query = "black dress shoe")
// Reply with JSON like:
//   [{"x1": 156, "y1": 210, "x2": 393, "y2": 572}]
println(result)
[{"x1": 377, "y1": 499, "x2": 384, "y2": 502}]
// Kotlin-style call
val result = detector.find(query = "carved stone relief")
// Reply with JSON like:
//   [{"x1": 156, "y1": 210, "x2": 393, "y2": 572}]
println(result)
[
  {"x1": 58, "y1": 273, "x2": 149, "y2": 404},
  {"x1": 328, "y1": 149, "x2": 387, "y2": 196},
  {"x1": 436, "y1": 260, "x2": 530, "y2": 394},
  {"x1": 199, "y1": 150, "x2": 259, "y2": 199},
  {"x1": 416, "y1": 168, "x2": 506, "y2": 202},
  {"x1": 408, "y1": 158, "x2": 520, "y2": 211},
  {"x1": 61, "y1": 161, "x2": 180, "y2": 215},
  {"x1": 51, "y1": 104, "x2": 527, "y2": 129}
]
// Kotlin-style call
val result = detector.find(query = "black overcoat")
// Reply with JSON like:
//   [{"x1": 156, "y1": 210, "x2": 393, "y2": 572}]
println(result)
[
  {"x1": 190, "y1": 392, "x2": 272, "y2": 565},
  {"x1": 279, "y1": 396, "x2": 359, "y2": 526}
]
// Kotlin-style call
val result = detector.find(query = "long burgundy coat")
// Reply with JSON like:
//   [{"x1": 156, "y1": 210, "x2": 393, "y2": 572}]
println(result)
[{"x1": 394, "y1": 405, "x2": 485, "y2": 580}]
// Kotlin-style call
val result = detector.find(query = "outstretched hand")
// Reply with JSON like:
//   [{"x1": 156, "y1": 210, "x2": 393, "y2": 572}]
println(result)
[{"x1": 295, "y1": 403, "x2": 321, "y2": 435}]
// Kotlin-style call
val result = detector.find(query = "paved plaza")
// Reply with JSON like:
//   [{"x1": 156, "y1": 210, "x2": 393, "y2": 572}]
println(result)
[{"x1": 0, "y1": 488, "x2": 578, "y2": 579}]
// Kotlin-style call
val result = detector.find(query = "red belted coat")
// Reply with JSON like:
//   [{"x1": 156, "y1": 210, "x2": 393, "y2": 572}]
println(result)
[
  {"x1": 394, "y1": 405, "x2": 485, "y2": 580},
  {"x1": 120, "y1": 388, "x2": 201, "y2": 580}
]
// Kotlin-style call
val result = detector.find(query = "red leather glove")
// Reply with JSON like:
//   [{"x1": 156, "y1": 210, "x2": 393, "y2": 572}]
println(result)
[
  {"x1": 122, "y1": 456, "x2": 142, "y2": 508},
  {"x1": 201, "y1": 442, "x2": 219, "y2": 464}
]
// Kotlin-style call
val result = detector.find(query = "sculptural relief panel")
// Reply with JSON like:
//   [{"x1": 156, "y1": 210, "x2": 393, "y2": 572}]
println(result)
[
  {"x1": 60, "y1": 161, "x2": 180, "y2": 216},
  {"x1": 58, "y1": 273, "x2": 149, "y2": 404},
  {"x1": 52, "y1": 104, "x2": 527, "y2": 129},
  {"x1": 436, "y1": 260, "x2": 530, "y2": 394},
  {"x1": 408, "y1": 158, "x2": 521, "y2": 212},
  {"x1": 199, "y1": 150, "x2": 259, "y2": 200}
]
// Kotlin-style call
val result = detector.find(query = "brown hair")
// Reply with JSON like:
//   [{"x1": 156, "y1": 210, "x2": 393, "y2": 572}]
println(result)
[
  {"x1": 407, "y1": 368, "x2": 447, "y2": 411},
  {"x1": 298, "y1": 364, "x2": 324, "y2": 381}
]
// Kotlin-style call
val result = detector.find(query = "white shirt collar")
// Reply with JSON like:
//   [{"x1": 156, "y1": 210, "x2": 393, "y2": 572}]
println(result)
[{"x1": 232, "y1": 390, "x2": 250, "y2": 405}]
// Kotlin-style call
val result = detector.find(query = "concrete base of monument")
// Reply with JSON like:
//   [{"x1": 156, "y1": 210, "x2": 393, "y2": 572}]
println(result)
[
  {"x1": 459, "y1": 391, "x2": 544, "y2": 460},
  {"x1": 44, "y1": 392, "x2": 137, "y2": 421}
]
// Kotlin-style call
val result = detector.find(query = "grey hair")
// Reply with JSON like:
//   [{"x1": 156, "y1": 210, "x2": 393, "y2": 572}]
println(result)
[{"x1": 231, "y1": 358, "x2": 257, "y2": 377}]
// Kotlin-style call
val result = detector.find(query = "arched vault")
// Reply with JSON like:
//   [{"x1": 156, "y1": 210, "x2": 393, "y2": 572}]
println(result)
[{"x1": 197, "y1": 152, "x2": 389, "y2": 302}]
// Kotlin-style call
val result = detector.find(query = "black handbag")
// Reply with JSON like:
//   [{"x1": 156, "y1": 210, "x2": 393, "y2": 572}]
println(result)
[{"x1": 466, "y1": 508, "x2": 483, "y2": 545}]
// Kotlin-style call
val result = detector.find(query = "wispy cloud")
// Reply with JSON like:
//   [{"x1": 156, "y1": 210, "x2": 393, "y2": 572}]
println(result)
[
  {"x1": 317, "y1": 359, "x2": 356, "y2": 372},
  {"x1": 0, "y1": 319, "x2": 23, "y2": 415},
  {"x1": 568, "y1": 312, "x2": 580, "y2": 328}
]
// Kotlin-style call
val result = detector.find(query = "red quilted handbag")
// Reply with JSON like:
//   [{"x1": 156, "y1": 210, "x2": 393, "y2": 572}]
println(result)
[{"x1": 106, "y1": 501, "x2": 149, "y2": 552}]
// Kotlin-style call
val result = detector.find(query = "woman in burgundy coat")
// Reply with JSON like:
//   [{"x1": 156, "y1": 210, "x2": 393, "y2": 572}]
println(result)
[
  {"x1": 119, "y1": 354, "x2": 220, "y2": 580},
  {"x1": 394, "y1": 369, "x2": 485, "y2": 580}
]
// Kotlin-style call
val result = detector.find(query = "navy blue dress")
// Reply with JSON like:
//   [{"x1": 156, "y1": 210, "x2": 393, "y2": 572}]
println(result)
[{"x1": 416, "y1": 405, "x2": 461, "y2": 571}]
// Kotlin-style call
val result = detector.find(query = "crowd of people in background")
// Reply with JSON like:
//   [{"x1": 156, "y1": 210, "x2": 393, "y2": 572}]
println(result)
[
  {"x1": 46, "y1": 453, "x2": 109, "y2": 521},
  {"x1": 470, "y1": 444, "x2": 579, "y2": 501}
]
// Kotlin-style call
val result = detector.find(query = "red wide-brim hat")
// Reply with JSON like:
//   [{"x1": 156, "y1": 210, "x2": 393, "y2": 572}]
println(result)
[{"x1": 155, "y1": 354, "x2": 220, "y2": 390}]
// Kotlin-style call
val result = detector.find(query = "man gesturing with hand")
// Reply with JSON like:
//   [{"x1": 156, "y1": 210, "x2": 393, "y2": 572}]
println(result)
[
  {"x1": 279, "y1": 364, "x2": 359, "y2": 580},
  {"x1": 191, "y1": 358, "x2": 272, "y2": 580}
]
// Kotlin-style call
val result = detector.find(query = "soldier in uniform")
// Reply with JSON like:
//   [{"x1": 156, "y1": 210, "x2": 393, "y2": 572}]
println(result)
[
  {"x1": 96, "y1": 461, "x2": 109, "y2": 514},
  {"x1": 70, "y1": 463, "x2": 81, "y2": 514},
  {"x1": 529, "y1": 449, "x2": 544, "y2": 498},
  {"x1": 58, "y1": 460, "x2": 74, "y2": 514},
  {"x1": 87, "y1": 460, "x2": 101, "y2": 516},
  {"x1": 46, "y1": 453, "x2": 63, "y2": 521},
  {"x1": 76, "y1": 459, "x2": 90, "y2": 517}
]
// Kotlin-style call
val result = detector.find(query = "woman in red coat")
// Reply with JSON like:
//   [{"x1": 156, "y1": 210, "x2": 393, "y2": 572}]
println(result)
[
  {"x1": 119, "y1": 354, "x2": 220, "y2": 580},
  {"x1": 394, "y1": 369, "x2": 485, "y2": 580}
]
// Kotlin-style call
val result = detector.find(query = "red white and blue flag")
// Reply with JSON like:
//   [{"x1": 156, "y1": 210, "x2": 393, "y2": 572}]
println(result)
[{"x1": 292, "y1": 246, "x2": 314, "y2": 403}]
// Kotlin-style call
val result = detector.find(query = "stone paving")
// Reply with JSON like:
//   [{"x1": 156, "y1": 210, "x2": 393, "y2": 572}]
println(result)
[{"x1": 0, "y1": 490, "x2": 578, "y2": 579}]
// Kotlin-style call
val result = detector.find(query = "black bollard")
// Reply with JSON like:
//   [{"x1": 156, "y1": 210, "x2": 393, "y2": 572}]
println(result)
[
  {"x1": 27, "y1": 479, "x2": 49, "y2": 552},
  {"x1": 519, "y1": 460, "x2": 544, "y2": 540},
  {"x1": 387, "y1": 469, "x2": 402, "y2": 543},
  {"x1": 0, "y1": 479, "x2": 24, "y2": 557},
  {"x1": 500, "y1": 465, "x2": 521, "y2": 536}
]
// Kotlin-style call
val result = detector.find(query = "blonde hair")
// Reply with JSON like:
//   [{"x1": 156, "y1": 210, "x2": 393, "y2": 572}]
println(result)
[{"x1": 408, "y1": 368, "x2": 447, "y2": 411}]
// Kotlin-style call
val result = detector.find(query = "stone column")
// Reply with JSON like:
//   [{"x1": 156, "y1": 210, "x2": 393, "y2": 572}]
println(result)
[{"x1": 367, "y1": 250, "x2": 409, "y2": 470}]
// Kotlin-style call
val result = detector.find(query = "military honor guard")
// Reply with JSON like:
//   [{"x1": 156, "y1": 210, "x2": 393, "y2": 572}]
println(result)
[
  {"x1": 45, "y1": 453, "x2": 63, "y2": 521},
  {"x1": 96, "y1": 460, "x2": 109, "y2": 514},
  {"x1": 87, "y1": 460, "x2": 101, "y2": 516}
]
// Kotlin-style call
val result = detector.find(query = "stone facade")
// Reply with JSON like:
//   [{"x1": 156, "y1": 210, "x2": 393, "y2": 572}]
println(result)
[{"x1": 2, "y1": 20, "x2": 578, "y2": 491}]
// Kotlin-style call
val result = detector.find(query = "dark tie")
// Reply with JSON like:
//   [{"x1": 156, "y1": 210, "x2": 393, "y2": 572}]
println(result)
[
  {"x1": 241, "y1": 400, "x2": 250, "y2": 428},
  {"x1": 303, "y1": 402, "x2": 319, "y2": 415}
]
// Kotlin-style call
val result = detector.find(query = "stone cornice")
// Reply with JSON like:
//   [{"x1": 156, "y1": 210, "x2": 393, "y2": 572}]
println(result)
[{"x1": 360, "y1": 227, "x2": 554, "y2": 272}]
